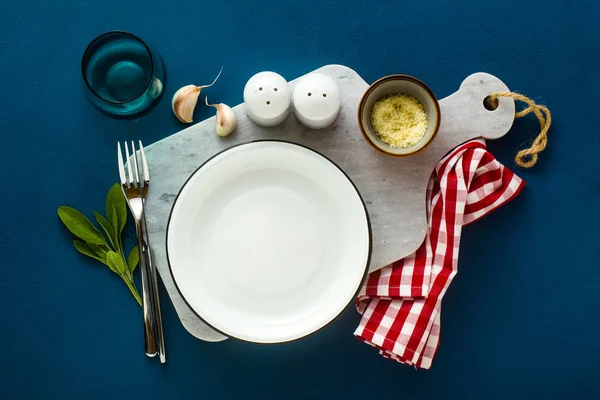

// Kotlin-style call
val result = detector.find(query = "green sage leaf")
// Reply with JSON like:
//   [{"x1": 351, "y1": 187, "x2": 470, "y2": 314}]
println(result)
[
  {"x1": 88, "y1": 244, "x2": 108, "y2": 260},
  {"x1": 73, "y1": 240, "x2": 106, "y2": 264},
  {"x1": 106, "y1": 251, "x2": 127, "y2": 275},
  {"x1": 106, "y1": 183, "x2": 127, "y2": 235},
  {"x1": 94, "y1": 211, "x2": 119, "y2": 251},
  {"x1": 109, "y1": 205, "x2": 119, "y2": 238},
  {"x1": 58, "y1": 206, "x2": 107, "y2": 245},
  {"x1": 128, "y1": 246, "x2": 139, "y2": 273},
  {"x1": 61, "y1": 185, "x2": 142, "y2": 306}
]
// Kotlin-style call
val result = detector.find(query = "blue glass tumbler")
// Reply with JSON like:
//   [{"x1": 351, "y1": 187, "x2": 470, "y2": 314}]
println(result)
[{"x1": 81, "y1": 31, "x2": 165, "y2": 119}]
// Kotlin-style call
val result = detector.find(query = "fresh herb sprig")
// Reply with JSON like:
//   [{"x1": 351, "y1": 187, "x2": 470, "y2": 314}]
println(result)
[{"x1": 58, "y1": 183, "x2": 141, "y2": 306}]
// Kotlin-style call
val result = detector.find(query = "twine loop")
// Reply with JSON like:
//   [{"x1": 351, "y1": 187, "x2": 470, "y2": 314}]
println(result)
[{"x1": 485, "y1": 92, "x2": 551, "y2": 168}]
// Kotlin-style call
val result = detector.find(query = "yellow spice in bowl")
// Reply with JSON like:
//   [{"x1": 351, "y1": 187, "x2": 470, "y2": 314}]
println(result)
[{"x1": 370, "y1": 94, "x2": 428, "y2": 148}]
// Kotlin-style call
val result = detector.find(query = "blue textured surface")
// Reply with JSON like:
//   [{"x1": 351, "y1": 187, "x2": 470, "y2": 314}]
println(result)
[{"x1": 1, "y1": 1, "x2": 599, "y2": 399}]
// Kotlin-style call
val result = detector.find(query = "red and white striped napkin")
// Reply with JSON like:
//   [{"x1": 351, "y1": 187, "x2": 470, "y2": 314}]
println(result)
[{"x1": 355, "y1": 139, "x2": 525, "y2": 369}]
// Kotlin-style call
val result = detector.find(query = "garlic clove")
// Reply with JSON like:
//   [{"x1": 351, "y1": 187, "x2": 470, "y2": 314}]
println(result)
[
  {"x1": 172, "y1": 85, "x2": 201, "y2": 123},
  {"x1": 206, "y1": 96, "x2": 237, "y2": 137},
  {"x1": 171, "y1": 67, "x2": 224, "y2": 123},
  {"x1": 215, "y1": 104, "x2": 237, "y2": 137}
]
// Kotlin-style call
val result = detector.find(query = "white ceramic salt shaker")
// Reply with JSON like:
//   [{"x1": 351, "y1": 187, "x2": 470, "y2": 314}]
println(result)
[
  {"x1": 243, "y1": 72, "x2": 291, "y2": 127},
  {"x1": 293, "y1": 73, "x2": 341, "y2": 129}
]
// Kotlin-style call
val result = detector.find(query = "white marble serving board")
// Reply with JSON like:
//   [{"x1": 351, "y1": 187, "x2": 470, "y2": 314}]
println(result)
[{"x1": 143, "y1": 64, "x2": 515, "y2": 342}]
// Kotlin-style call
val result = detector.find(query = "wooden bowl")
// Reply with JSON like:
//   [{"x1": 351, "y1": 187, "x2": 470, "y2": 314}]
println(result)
[{"x1": 358, "y1": 74, "x2": 441, "y2": 157}]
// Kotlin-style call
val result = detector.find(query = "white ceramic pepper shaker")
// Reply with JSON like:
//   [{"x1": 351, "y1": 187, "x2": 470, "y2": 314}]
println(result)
[
  {"x1": 293, "y1": 73, "x2": 341, "y2": 129},
  {"x1": 243, "y1": 72, "x2": 291, "y2": 127}
]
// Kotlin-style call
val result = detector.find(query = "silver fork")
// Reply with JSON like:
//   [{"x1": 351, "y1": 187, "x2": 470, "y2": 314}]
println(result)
[
  {"x1": 137, "y1": 142, "x2": 166, "y2": 363},
  {"x1": 117, "y1": 141, "x2": 165, "y2": 361}
]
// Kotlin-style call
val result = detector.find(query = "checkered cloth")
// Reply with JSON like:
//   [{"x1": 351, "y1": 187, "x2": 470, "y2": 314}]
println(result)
[{"x1": 354, "y1": 139, "x2": 525, "y2": 369}]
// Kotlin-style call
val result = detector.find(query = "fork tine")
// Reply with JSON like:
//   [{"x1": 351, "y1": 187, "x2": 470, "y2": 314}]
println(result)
[
  {"x1": 131, "y1": 140, "x2": 141, "y2": 187},
  {"x1": 124, "y1": 142, "x2": 134, "y2": 187},
  {"x1": 117, "y1": 143, "x2": 127, "y2": 186},
  {"x1": 139, "y1": 141, "x2": 149, "y2": 185}
]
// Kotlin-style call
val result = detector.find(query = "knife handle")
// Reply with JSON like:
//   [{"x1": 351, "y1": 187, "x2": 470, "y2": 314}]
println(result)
[
  {"x1": 141, "y1": 213, "x2": 166, "y2": 363},
  {"x1": 136, "y1": 217, "x2": 158, "y2": 357}
]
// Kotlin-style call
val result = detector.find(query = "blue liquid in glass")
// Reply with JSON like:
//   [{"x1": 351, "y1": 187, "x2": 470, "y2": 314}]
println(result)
[
  {"x1": 82, "y1": 32, "x2": 164, "y2": 118},
  {"x1": 86, "y1": 39, "x2": 151, "y2": 102}
]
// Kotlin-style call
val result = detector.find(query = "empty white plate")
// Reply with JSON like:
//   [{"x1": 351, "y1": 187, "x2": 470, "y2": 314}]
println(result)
[{"x1": 167, "y1": 141, "x2": 371, "y2": 343}]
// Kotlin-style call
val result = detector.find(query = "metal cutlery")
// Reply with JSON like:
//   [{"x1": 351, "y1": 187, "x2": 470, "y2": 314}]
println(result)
[
  {"x1": 117, "y1": 140, "x2": 165, "y2": 362},
  {"x1": 138, "y1": 142, "x2": 166, "y2": 363}
]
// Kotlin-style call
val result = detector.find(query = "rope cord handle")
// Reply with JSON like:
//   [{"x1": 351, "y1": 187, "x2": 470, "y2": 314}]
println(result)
[{"x1": 485, "y1": 92, "x2": 551, "y2": 168}]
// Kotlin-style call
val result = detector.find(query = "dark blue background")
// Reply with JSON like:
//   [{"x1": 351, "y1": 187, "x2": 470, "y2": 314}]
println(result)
[{"x1": 1, "y1": 0, "x2": 598, "y2": 398}]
